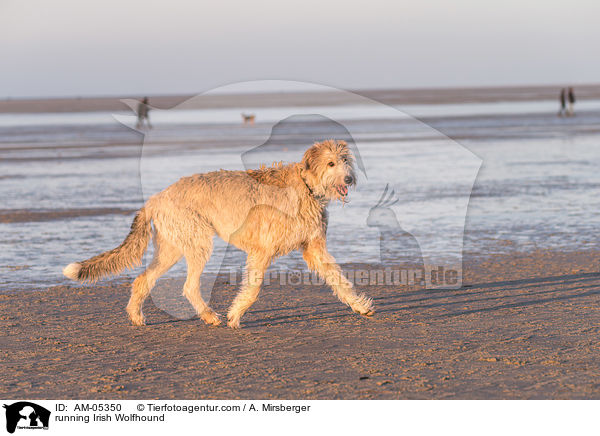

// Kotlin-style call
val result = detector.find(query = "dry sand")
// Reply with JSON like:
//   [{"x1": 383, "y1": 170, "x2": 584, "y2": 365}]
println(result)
[{"x1": 2, "y1": 249, "x2": 600, "y2": 399}]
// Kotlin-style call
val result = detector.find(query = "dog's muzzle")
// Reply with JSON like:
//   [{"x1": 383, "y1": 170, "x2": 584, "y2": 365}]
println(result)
[
  {"x1": 336, "y1": 185, "x2": 349, "y2": 197},
  {"x1": 336, "y1": 175, "x2": 354, "y2": 198}
]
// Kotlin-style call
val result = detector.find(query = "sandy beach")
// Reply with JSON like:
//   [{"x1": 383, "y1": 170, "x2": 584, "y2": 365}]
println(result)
[
  {"x1": 2, "y1": 248, "x2": 600, "y2": 399},
  {"x1": 2, "y1": 86, "x2": 600, "y2": 399}
]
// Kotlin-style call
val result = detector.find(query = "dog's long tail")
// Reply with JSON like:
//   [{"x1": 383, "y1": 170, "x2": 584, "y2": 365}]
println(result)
[{"x1": 63, "y1": 207, "x2": 152, "y2": 283}]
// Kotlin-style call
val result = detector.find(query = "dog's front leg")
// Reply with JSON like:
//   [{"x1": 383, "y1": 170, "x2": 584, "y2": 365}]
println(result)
[
  {"x1": 227, "y1": 254, "x2": 271, "y2": 328},
  {"x1": 302, "y1": 238, "x2": 375, "y2": 316}
]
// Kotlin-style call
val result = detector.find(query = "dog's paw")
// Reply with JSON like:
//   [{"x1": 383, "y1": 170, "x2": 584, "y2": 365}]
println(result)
[
  {"x1": 226, "y1": 314, "x2": 241, "y2": 329},
  {"x1": 129, "y1": 315, "x2": 146, "y2": 326},
  {"x1": 356, "y1": 307, "x2": 375, "y2": 317},
  {"x1": 351, "y1": 295, "x2": 375, "y2": 317},
  {"x1": 201, "y1": 309, "x2": 222, "y2": 326},
  {"x1": 227, "y1": 319, "x2": 241, "y2": 329},
  {"x1": 127, "y1": 307, "x2": 146, "y2": 326}
]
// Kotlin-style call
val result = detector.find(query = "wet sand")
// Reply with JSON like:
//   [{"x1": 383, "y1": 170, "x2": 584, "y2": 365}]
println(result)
[
  {"x1": 2, "y1": 248, "x2": 600, "y2": 399},
  {"x1": 2, "y1": 84, "x2": 600, "y2": 113},
  {"x1": 0, "y1": 208, "x2": 137, "y2": 224}
]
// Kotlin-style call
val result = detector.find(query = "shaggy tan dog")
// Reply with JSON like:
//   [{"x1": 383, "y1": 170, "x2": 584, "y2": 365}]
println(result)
[{"x1": 63, "y1": 140, "x2": 375, "y2": 328}]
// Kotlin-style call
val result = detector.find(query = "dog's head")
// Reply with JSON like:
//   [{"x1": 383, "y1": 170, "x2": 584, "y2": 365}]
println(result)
[{"x1": 300, "y1": 140, "x2": 356, "y2": 202}]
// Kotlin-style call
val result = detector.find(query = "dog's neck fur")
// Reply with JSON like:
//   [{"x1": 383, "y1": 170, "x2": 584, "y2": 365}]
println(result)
[
  {"x1": 299, "y1": 171, "x2": 326, "y2": 204},
  {"x1": 297, "y1": 165, "x2": 328, "y2": 207},
  {"x1": 246, "y1": 162, "x2": 329, "y2": 208}
]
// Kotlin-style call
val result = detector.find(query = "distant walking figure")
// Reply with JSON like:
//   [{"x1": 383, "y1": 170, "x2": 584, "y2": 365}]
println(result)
[
  {"x1": 136, "y1": 97, "x2": 152, "y2": 129},
  {"x1": 558, "y1": 88, "x2": 567, "y2": 117},
  {"x1": 567, "y1": 87, "x2": 576, "y2": 116}
]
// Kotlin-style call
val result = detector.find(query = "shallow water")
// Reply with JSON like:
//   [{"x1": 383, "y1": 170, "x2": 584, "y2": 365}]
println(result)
[
  {"x1": 2, "y1": 99, "x2": 600, "y2": 128},
  {"x1": 1, "y1": 100, "x2": 599, "y2": 291}
]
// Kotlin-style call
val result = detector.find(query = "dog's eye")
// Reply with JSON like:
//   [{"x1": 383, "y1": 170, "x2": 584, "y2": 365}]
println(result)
[{"x1": 328, "y1": 161, "x2": 335, "y2": 167}]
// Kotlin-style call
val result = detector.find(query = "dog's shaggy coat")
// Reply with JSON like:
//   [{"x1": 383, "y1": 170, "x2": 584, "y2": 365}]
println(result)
[{"x1": 63, "y1": 140, "x2": 375, "y2": 328}]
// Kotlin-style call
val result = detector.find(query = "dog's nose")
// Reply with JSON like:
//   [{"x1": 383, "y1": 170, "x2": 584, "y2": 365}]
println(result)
[{"x1": 344, "y1": 175, "x2": 354, "y2": 185}]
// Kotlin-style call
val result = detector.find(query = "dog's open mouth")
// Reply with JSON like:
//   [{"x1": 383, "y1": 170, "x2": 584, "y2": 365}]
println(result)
[{"x1": 336, "y1": 185, "x2": 349, "y2": 198}]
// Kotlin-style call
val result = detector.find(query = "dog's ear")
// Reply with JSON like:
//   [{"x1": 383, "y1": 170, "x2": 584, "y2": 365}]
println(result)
[{"x1": 301, "y1": 143, "x2": 320, "y2": 173}]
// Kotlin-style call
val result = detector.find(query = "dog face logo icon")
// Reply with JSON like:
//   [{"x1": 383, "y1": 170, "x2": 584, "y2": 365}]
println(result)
[{"x1": 3, "y1": 402, "x2": 50, "y2": 433}]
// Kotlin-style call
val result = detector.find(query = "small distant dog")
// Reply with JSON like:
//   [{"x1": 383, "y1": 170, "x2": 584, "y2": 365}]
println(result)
[
  {"x1": 63, "y1": 140, "x2": 375, "y2": 328},
  {"x1": 241, "y1": 113, "x2": 255, "y2": 125}
]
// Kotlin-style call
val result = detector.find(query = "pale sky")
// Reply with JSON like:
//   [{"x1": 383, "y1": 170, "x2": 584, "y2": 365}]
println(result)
[{"x1": 1, "y1": 0, "x2": 598, "y2": 98}]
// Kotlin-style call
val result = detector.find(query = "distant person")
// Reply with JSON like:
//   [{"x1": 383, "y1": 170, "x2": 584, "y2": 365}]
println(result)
[
  {"x1": 558, "y1": 88, "x2": 567, "y2": 117},
  {"x1": 136, "y1": 97, "x2": 152, "y2": 129},
  {"x1": 567, "y1": 87, "x2": 576, "y2": 116}
]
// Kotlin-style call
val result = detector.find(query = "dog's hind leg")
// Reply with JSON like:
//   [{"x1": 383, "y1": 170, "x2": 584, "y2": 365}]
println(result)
[
  {"x1": 182, "y1": 237, "x2": 221, "y2": 326},
  {"x1": 126, "y1": 235, "x2": 182, "y2": 326},
  {"x1": 227, "y1": 253, "x2": 271, "y2": 328},
  {"x1": 302, "y1": 237, "x2": 375, "y2": 316}
]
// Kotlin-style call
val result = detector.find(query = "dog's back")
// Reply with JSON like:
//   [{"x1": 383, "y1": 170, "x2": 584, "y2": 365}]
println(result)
[{"x1": 148, "y1": 166, "x2": 317, "y2": 252}]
